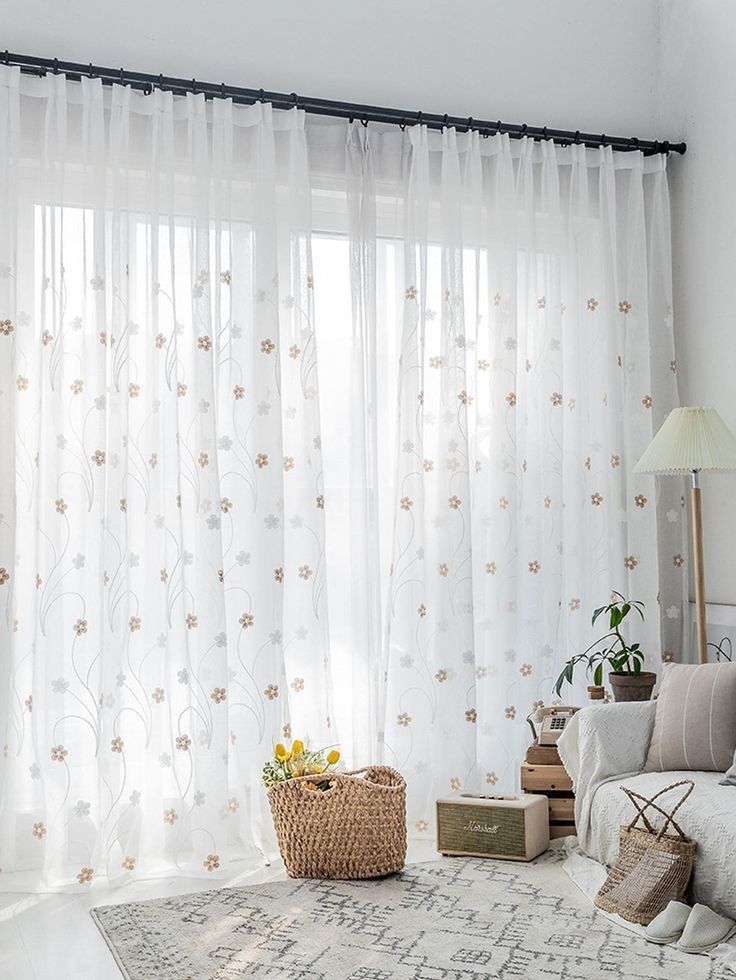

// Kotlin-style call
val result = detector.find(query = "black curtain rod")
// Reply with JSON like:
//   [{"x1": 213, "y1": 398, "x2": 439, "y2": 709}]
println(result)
[{"x1": 2, "y1": 50, "x2": 686, "y2": 156}]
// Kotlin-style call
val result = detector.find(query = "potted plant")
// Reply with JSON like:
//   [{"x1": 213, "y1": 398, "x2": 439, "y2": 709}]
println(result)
[{"x1": 554, "y1": 592, "x2": 656, "y2": 702}]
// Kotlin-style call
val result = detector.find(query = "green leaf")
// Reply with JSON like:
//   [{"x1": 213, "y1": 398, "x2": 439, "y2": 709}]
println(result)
[
  {"x1": 594, "y1": 663, "x2": 603, "y2": 686},
  {"x1": 610, "y1": 607, "x2": 621, "y2": 628},
  {"x1": 592, "y1": 606, "x2": 606, "y2": 626},
  {"x1": 621, "y1": 603, "x2": 631, "y2": 619},
  {"x1": 633, "y1": 658, "x2": 642, "y2": 676}
]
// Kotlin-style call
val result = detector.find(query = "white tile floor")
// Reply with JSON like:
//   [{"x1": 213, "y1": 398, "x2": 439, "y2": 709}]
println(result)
[{"x1": 0, "y1": 842, "x2": 438, "y2": 979}]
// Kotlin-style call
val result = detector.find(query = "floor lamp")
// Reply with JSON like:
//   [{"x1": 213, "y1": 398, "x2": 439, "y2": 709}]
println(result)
[{"x1": 634, "y1": 407, "x2": 736, "y2": 664}]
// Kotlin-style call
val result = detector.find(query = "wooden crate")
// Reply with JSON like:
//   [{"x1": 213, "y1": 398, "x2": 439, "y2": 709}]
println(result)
[{"x1": 521, "y1": 762, "x2": 576, "y2": 838}]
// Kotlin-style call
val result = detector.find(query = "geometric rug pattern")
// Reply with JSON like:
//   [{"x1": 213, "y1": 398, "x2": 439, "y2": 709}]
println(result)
[{"x1": 91, "y1": 850, "x2": 722, "y2": 979}]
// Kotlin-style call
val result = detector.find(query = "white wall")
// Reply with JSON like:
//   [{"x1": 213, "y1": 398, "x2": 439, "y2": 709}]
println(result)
[
  {"x1": 659, "y1": 1, "x2": 736, "y2": 604},
  {"x1": 5, "y1": 0, "x2": 663, "y2": 135}
]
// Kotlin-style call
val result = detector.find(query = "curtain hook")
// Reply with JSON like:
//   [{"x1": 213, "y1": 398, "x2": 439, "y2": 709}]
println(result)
[
  {"x1": 158, "y1": 73, "x2": 164, "y2": 90},
  {"x1": 258, "y1": 88, "x2": 265, "y2": 103},
  {"x1": 417, "y1": 110, "x2": 423, "y2": 125},
  {"x1": 442, "y1": 113, "x2": 449, "y2": 128},
  {"x1": 496, "y1": 119, "x2": 502, "y2": 134},
  {"x1": 221, "y1": 81, "x2": 226, "y2": 99},
  {"x1": 399, "y1": 119, "x2": 406, "y2": 131},
  {"x1": 520, "y1": 123, "x2": 527, "y2": 136},
  {"x1": 3, "y1": 51, "x2": 9, "y2": 66},
  {"x1": 543, "y1": 126, "x2": 549, "y2": 140},
  {"x1": 601, "y1": 133, "x2": 607, "y2": 147},
  {"x1": 88, "y1": 62, "x2": 93, "y2": 78},
  {"x1": 53, "y1": 58, "x2": 59, "y2": 74},
  {"x1": 361, "y1": 117, "x2": 368, "y2": 127},
  {"x1": 119, "y1": 67, "x2": 124, "y2": 84},
  {"x1": 662, "y1": 140, "x2": 670, "y2": 154},
  {"x1": 191, "y1": 78, "x2": 197, "y2": 93},
  {"x1": 291, "y1": 92, "x2": 298, "y2": 108},
  {"x1": 574, "y1": 130, "x2": 581, "y2": 144},
  {"x1": 482, "y1": 129, "x2": 489, "y2": 139},
  {"x1": 467, "y1": 116, "x2": 473, "y2": 131}
]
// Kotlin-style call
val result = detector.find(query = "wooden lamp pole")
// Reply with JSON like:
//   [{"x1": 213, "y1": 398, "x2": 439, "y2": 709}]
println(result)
[{"x1": 690, "y1": 469, "x2": 708, "y2": 664}]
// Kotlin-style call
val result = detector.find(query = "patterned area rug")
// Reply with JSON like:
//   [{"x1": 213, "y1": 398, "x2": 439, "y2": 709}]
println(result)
[{"x1": 92, "y1": 851, "x2": 722, "y2": 979}]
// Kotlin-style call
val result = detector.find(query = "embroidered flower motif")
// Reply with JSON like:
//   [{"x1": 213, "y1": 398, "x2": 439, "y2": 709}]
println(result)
[
  {"x1": 415, "y1": 820, "x2": 429, "y2": 832},
  {"x1": 520, "y1": 663, "x2": 533, "y2": 677},
  {"x1": 417, "y1": 604, "x2": 427, "y2": 618},
  {"x1": 256, "y1": 453, "x2": 269, "y2": 468},
  {"x1": 435, "y1": 668, "x2": 448, "y2": 683},
  {"x1": 203, "y1": 853, "x2": 220, "y2": 871},
  {"x1": 423, "y1": 459, "x2": 434, "y2": 472},
  {"x1": 239, "y1": 612, "x2": 254, "y2": 629},
  {"x1": 163, "y1": 808, "x2": 178, "y2": 825},
  {"x1": 91, "y1": 449, "x2": 105, "y2": 466},
  {"x1": 220, "y1": 270, "x2": 232, "y2": 285},
  {"x1": 260, "y1": 338, "x2": 275, "y2": 354},
  {"x1": 298, "y1": 565, "x2": 313, "y2": 580},
  {"x1": 289, "y1": 344, "x2": 301, "y2": 359},
  {"x1": 458, "y1": 390, "x2": 471, "y2": 406},
  {"x1": 51, "y1": 744, "x2": 68, "y2": 762},
  {"x1": 670, "y1": 360, "x2": 677, "y2": 374},
  {"x1": 209, "y1": 687, "x2": 227, "y2": 705},
  {"x1": 152, "y1": 688, "x2": 165, "y2": 703},
  {"x1": 274, "y1": 567, "x2": 284, "y2": 583},
  {"x1": 0, "y1": 319, "x2": 13, "y2": 335},
  {"x1": 550, "y1": 391, "x2": 562, "y2": 406},
  {"x1": 543, "y1": 496, "x2": 552, "y2": 509},
  {"x1": 405, "y1": 286, "x2": 417, "y2": 300},
  {"x1": 504, "y1": 705, "x2": 516, "y2": 720},
  {"x1": 198, "y1": 452, "x2": 209, "y2": 468},
  {"x1": 16, "y1": 374, "x2": 29, "y2": 391},
  {"x1": 70, "y1": 378, "x2": 83, "y2": 395},
  {"x1": 499, "y1": 496, "x2": 509, "y2": 510},
  {"x1": 121, "y1": 856, "x2": 136, "y2": 871},
  {"x1": 283, "y1": 456, "x2": 295, "y2": 471},
  {"x1": 128, "y1": 616, "x2": 141, "y2": 632},
  {"x1": 155, "y1": 333, "x2": 166, "y2": 349},
  {"x1": 25, "y1": 694, "x2": 33, "y2": 712},
  {"x1": 484, "y1": 562, "x2": 497, "y2": 577},
  {"x1": 438, "y1": 562, "x2": 449, "y2": 577},
  {"x1": 449, "y1": 776, "x2": 461, "y2": 791},
  {"x1": 177, "y1": 382, "x2": 187, "y2": 397},
  {"x1": 197, "y1": 335, "x2": 212, "y2": 352},
  {"x1": 662, "y1": 650, "x2": 675, "y2": 663},
  {"x1": 506, "y1": 391, "x2": 517, "y2": 407},
  {"x1": 641, "y1": 394, "x2": 652, "y2": 409},
  {"x1": 673, "y1": 554, "x2": 685, "y2": 567},
  {"x1": 618, "y1": 300, "x2": 632, "y2": 314},
  {"x1": 264, "y1": 684, "x2": 279, "y2": 700},
  {"x1": 72, "y1": 619, "x2": 87, "y2": 636},
  {"x1": 400, "y1": 496, "x2": 413, "y2": 511},
  {"x1": 176, "y1": 734, "x2": 192, "y2": 752},
  {"x1": 0, "y1": 567, "x2": 10, "y2": 586},
  {"x1": 634, "y1": 494, "x2": 648, "y2": 508},
  {"x1": 128, "y1": 382, "x2": 140, "y2": 398},
  {"x1": 220, "y1": 497, "x2": 233, "y2": 514},
  {"x1": 186, "y1": 613, "x2": 198, "y2": 629},
  {"x1": 569, "y1": 597, "x2": 581, "y2": 610},
  {"x1": 465, "y1": 708, "x2": 477, "y2": 723},
  {"x1": 591, "y1": 492, "x2": 603, "y2": 506},
  {"x1": 76, "y1": 867, "x2": 94, "y2": 885},
  {"x1": 397, "y1": 712, "x2": 411, "y2": 727},
  {"x1": 528, "y1": 561, "x2": 540, "y2": 574},
  {"x1": 587, "y1": 297, "x2": 599, "y2": 311},
  {"x1": 110, "y1": 736, "x2": 124, "y2": 753},
  {"x1": 233, "y1": 384, "x2": 245, "y2": 400},
  {"x1": 32, "y1": 821, "x2": 46, "y2": 839},
  {"x1": 537, "y1": 296, "x2": 546, "y2": 309},
  {"x1": 611, "y1": 454, "x2": 621, "y2": 468},
  {"x1": 624, "y1": 555, "x2": 639, "y2": 570},
  {"x1": 448, "y1": 495, "x2": 462, "y2": 510}
]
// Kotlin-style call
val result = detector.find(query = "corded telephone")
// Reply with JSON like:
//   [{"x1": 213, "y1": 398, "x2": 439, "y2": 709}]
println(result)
[{"x1": 526, "y1": 705, "x2": 579, "y2": 746}]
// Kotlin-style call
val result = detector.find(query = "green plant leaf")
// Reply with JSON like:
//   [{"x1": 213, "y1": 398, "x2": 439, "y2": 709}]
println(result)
[
  {"x1": 594, "y1": 663, "x2": 603, "y2": 686},
  {"x1": 633, "y1": 659, "x2": 642, "y2": 676},
  {"x1": 592, "y1": 606, "x2": 606, "y2": 626}
]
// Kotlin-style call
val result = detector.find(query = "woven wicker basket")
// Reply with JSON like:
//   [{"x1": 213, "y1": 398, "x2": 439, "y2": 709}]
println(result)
[
  {"x1": 594, "y1": 780, "x2": 696, "y2": 925},
  {"x1": 267, "y1": 765, "x2": 407, "y2": 879}
]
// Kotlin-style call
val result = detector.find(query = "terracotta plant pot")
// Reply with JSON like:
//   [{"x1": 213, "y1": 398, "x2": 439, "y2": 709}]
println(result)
[
  {"x1": 609, "y1": 671, "x2": 657, "y2": 702},
  {"x1": 587, "y1": 685, "x2": 606, "y2": 701}
]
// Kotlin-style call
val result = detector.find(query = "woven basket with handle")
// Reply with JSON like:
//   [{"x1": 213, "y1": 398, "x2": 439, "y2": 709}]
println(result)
[
  {"x1": 267, "y1": 765, "x2": 407, "y2": 879},
  {"x1": 594, "y1": 779, "x2": 696, "y2": 925}
]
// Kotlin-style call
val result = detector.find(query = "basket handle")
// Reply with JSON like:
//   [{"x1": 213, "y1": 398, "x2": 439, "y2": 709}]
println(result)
[{"x1": 621, "y1": 779, "x2": 695, "y2": 841}]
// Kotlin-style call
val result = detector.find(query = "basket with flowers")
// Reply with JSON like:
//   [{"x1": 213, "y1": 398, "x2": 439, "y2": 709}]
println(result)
[{"x1": 264, "y1": 737, "x2": 407, "y2": 880}]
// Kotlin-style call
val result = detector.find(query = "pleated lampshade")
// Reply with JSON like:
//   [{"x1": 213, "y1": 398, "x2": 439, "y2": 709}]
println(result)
[{"x1": 634, "y1": 407, "x2": 736, "y2": 474}]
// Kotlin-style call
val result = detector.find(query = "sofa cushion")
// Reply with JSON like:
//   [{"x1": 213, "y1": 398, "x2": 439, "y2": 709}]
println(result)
[
  {"x1": 721, "y1": 759, "x2": 736, "y2": 786},
  {"x1": 643, "y1": 662, "x2": 736, "y2": 773}
]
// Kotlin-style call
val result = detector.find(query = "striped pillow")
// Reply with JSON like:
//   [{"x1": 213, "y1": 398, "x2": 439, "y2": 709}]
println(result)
[{"x1": 643, "y1": 662, "x2": 736, "y2": 773}]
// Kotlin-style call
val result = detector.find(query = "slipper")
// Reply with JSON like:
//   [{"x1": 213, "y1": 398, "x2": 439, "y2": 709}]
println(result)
[
  {"x1": 644, "y1": 901, "x2": 692, "y2": 944},
  {"x1": 677, "y1": 903, "x2": 736, "y2": 954}
]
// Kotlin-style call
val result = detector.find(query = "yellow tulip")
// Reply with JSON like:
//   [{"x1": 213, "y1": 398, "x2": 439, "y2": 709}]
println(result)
[
  {"x1": 292, "y1": 739, "x2": 304, "y2": 757},
  {"x1": 326, "y1": 749, "x2": 340, "y2": 766},
  {"x1": 275, "y1": 743, "x2": 292, "y2": 762}
]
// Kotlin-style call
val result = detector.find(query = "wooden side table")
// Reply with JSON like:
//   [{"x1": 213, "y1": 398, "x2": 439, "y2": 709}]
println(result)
[{"x1": 520, "y1": 763, "x2": 576, "y2": 839}]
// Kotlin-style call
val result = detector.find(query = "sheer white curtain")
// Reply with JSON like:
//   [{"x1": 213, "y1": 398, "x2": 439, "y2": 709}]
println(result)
[
  {"x1": 0, "y1": 69, "x2": 333, "y2": 889},
  {"x1": 342, "y1": 125, "x2": 686, "y2": 833},
  {"x1": 0, "y1": 67, "x2": 686, "y2": 888}
]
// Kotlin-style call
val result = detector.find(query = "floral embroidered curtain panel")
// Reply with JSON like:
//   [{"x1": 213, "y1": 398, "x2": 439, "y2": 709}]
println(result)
[{"x1": 0, "y1": 68, "x2": 685, "y2": 889}]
